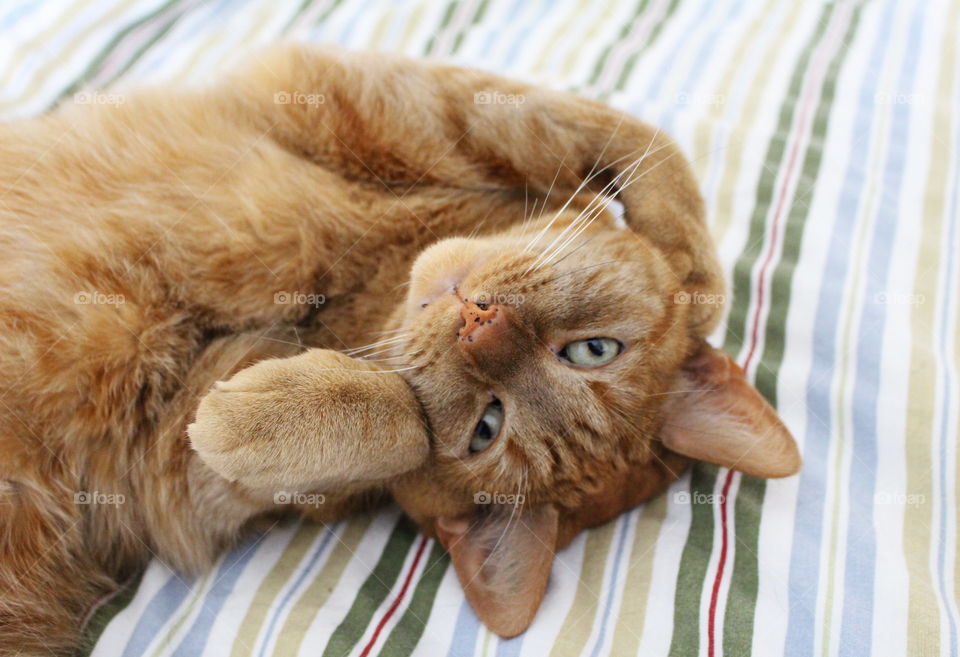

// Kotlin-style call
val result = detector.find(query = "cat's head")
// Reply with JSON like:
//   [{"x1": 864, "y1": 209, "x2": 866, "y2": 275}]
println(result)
[{"x1": 389, "y1": 196, "x2": 800, "y2": 636}]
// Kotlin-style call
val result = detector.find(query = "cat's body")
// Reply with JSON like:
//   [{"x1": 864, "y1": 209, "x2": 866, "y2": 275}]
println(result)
[{"x1": 0, "y1": 46, "x2": 799, "y2": 655}]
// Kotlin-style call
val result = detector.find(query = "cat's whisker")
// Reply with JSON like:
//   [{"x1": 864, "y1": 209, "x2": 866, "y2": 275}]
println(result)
[
  {"x1": 239, "y1": 333, "x2": 311, "y2": 349},
  {"x1": 526, "y1": 150, "x2": 646, "y2": 264},
  {"x1": 531, "y1": 139, "x2": 677, "y2": 272},
  {"x1": 521, "y1": 145, "x2": 646, "y2": 253},
  {"x1": 541, "y1": 227, "x2": 604, "y2": 269},
  {"x1": 359, "y1": 365, "x2": 420, "y2": 374},
  {"x1": 343, "y1": 334, "x2": 408, "y2": 355},
  {"x1": 371, "y1": 327, "x2": 408, "y2": 336},
  {"x1": 357, "y1": 344, "x2": 408, "y2": 358},
  {"x1": 524, "y1": 159, "x2": 641, "y2": 273},
  {"x1": 532, "y1": 192, "x2": 619, "y2": 271}
]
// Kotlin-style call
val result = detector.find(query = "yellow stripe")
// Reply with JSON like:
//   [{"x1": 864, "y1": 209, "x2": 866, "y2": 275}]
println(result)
[
  {"x1": 397, "y1": 2, "x2": 429, "y2": 53},
  {"x1": 270, "y1": 514, "x2": 373, "y2": 657},
  {"x1": 229, "y1": 522, "x2": 324, "y2": 657},
  {"x1": 1, "y1": 0, "x2": 136, "y2": 108},
  {"x1": 560, "y1": 0, "x2": 621, "y2": 81},
  {"x1": 708, "y1": 0, "x2": 805, "y2": 241},
  {"x1": 905, "y1": 0, "x2": 960, "y2": 652},
  {"x1": 819, "y1": 44, "x2": 894, "y2": 651},
  {"x1": 608, "y1": 495, "x2": 667, "y2": 656},
  {"x1": 148, "y1": 571, "x2": 214, "y2": 657},
  {"x1": 691, "y1": 0, "x2": 780, "y2": 182},
  {"x1": 548, "y1": 521, "x2": 616, "y2": 657},
  {"x1": 530, "y1": 0, "x2": 590, "y2": 75}
]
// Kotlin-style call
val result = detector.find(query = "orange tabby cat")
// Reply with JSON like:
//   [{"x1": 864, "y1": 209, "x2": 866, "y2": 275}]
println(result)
[{"x1": 0, "y1": 45, "x2": 800, "y2": 655}]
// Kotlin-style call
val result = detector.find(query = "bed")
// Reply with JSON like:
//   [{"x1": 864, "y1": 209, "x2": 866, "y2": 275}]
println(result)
[{"x1": 2, "y1": 0, "x2": 956, "y2": 655}]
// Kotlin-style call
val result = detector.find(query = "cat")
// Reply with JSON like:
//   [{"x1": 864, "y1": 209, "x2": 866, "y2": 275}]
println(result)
[{"x1": 0, "y1": 44, "x2": 800, "y2": 655}]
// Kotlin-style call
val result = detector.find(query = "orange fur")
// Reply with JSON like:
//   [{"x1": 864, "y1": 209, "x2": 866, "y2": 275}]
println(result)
[{"x1": 0, "y1": 45, "x2": 798, "y2": 654}]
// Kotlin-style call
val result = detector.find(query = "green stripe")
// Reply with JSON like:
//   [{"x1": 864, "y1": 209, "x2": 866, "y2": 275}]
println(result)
[
  {"x1": 423, "y1": 1, "x2": 458, "y2": 55},
  {"x1": 77, "y1": 571, "x2": 145, "y2": 657},
  {"x1": 722, "y1": 5, "x2": 864, "y2": 657},
  {"x1": 667, "y1": 463, "x2": 718, "y2": 657},
  {"x1": 56, "y1": 0, "x2": 186, "y2": 104},
  {"x1": 271, "y1": 514, "x2": 375, "y2": 657},
  {"x1": 321, "y1": 515, "x2": 419, "y2": 657},
  {"x1": 308, "y1": 0, "x2": 347, "y2": 28},
  {"x1": 378, "y1": 542, "x2": 450, "y2": 657},
  {"x1": 585, "y1": 0, "x2": 650, "y2": 87},
  {"x1": 612, "y1": 0, "x2": 682, "y2": 92},
  {"x1": 280, "y1": 0, "x2": 320, "y2": 32},
  {"x1": 452, "y1": 0, "x2": 488, "y2": 55},
  {"x1": 724, "y1": 1, "x2": 836, "y2": 355}
]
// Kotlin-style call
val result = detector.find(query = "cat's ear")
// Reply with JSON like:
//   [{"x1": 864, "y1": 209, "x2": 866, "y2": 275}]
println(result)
[
  {"x1": 435, "y1": 504, "x2": 558, "y2": 638},
  {"x1": 660, "y1": 343, "x2": 801, "y2": 478}
]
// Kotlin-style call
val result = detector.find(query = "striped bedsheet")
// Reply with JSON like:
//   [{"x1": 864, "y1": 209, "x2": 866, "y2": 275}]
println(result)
[{"x1": 2, "y1": 0, "x2": 958, "y2": 655}]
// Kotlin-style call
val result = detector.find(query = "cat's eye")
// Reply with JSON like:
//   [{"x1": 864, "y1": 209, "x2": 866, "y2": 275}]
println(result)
[
  {"x1": 469, "y1": 399, "x2": 504, "y2": 454},
  {"x1": 559, "y1": 338, "x2": 623, "y2": 367}
]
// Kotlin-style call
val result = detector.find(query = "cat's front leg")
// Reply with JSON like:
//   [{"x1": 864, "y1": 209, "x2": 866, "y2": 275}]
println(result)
[
  {"x1": 187, "y1": 349, "x2": 429, "y2": 496},
  {"x1": 234, "y1": 45, "x2": 723, "y2": 330}
]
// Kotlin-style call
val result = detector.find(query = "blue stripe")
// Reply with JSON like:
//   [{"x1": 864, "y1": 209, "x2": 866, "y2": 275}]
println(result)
[
  {"x1": 654, "y1": 0, "x2": 745, "y2": 137},
  {"x1": 495, "y1": 0, "x2": 553, "y2": 70},
  {"x1": 469, "y1": 0, "x2": 525, "y2": 64},
  {"x1": 0, "y1": 1, "x2": 38, "y2": 30},
  {"x1": 934, "y1": 15, "x2": 960, "y2": 654},
  {"x1": 640, "y1": 0, "x2": 719, "y2": 111},
  {"x1": 137, "y1": 0, "x2": 242, "y2": 77},
  {"x1": 255, "y1": 523, "x2": 340, "y2": 657},
  {"x1": 445, "y1": 598, "x2": 482, "y2": 657},
  {"x1": 168, "y1": 534, "x2": 265, "y2": 657},
  {"x1": 837, "y1": 1, "x2": 928, "y2": 652},
  {"x1": 783, "y1": 2, "x2": 898, "y2": 655},
  {"x1": 7, "y1": 1, "x2": 122, "y2": 92},
  {"x1": 494, "y1": 633, "x2": 525, "y2": 657},
  {"x1": 120, "y1": 572, "x2": 196, "y2": 657},
  {"x1": 587, "y1": 514, "x2": 631, "y2": 657}
]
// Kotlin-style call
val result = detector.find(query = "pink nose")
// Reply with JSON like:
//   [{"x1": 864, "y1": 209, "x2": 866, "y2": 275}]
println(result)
[
  {"x1": 458, "y1": 301, "x2": 504, "y2": 347},
  {"x1": 457, "y1": 300, "x2": 524, "y2": 374}
]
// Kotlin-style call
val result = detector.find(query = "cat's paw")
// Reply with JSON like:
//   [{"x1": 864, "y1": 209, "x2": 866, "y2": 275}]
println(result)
[{"x1": 188, "y1": 349, "x2": 429, "y2": 492}]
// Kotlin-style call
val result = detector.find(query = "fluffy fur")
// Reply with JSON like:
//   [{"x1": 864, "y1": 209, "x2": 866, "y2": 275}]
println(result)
[{"x1": 0, "y1": 45, "x2": 799, "y2": 655}]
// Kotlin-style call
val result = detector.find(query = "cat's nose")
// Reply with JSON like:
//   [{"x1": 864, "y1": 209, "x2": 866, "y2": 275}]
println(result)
[{"x1": 458, "y1": 301, "x2": 504, "y2": 347}]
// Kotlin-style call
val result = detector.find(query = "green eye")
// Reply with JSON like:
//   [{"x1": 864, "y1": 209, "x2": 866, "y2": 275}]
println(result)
[
  {"x1": 469, "y1": 399, "x2": 503, "y2": 453},
  {"x1": 559, "y1": 338, "x2": 623, "y2": 367}
]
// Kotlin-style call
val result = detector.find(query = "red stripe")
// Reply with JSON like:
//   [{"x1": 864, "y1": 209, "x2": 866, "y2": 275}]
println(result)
[
  {"x1": 358, "y1": 536, "x2": 429, "y2": 657},
  {"x1": 740, "y1": 6, "x2": 848, "y2": 374},
  {"x1": 706, "y1": 469, "x2": 736, "y2": 657},
  {"x1": 707, "y1": 6, "x2": 854, "y2": 655}
]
